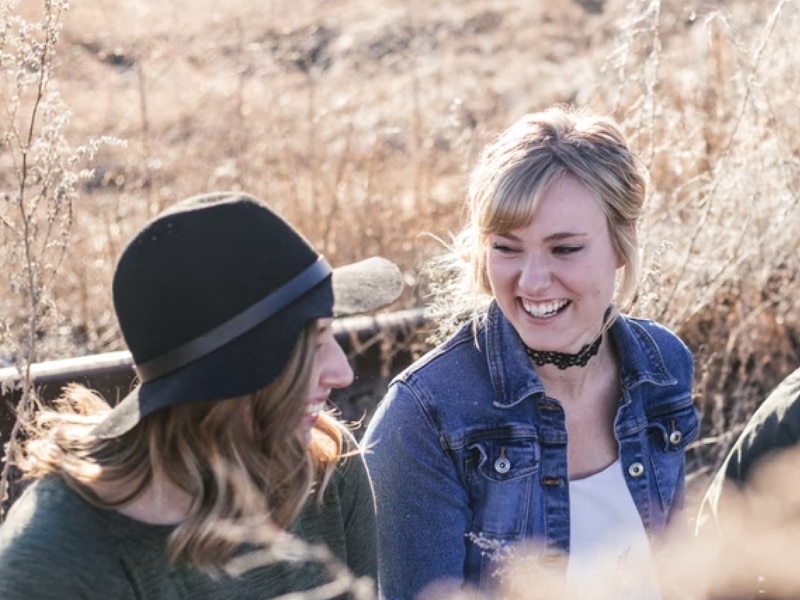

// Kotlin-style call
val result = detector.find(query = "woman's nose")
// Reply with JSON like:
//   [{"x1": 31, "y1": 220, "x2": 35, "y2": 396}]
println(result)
[
  {"x1": 518, "y1": 254, "x2": 552, "y2": 292},
  {"x1": 322, "y1": 340, "x2": 355, "y2": 390}
]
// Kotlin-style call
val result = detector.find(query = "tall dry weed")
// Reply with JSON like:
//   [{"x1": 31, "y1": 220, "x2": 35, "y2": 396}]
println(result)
[{"x1": 0, "y1": 0, "x2": 120, "y2": 516}]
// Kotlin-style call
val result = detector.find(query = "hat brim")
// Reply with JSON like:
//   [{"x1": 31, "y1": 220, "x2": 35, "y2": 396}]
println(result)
[
  {"x1": 332, "y1": 256, "x2": 404, "y2": 318},
  {"x1": 92, "y1": 256, "x2": 403, "y2": 440}
]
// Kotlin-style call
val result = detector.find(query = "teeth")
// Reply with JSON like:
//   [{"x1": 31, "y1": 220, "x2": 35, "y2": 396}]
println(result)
[
  {"x1": 522, "y1": 299, "x2": 568, "y2": 317},
  {"x1": 305, "y1": 399, "x2": 326, "y2": 418}
]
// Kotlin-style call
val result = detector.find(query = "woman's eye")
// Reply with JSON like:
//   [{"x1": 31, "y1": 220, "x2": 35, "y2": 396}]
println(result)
[
  {"x1": 553, "y1": 245, "x2": 582, "y2": 255},
  {"x1": 314, "y1": 333, "x2": 333, "y2": 352},
  {"x1": 314, "y1": 322, "x2": 335, "y2": 347},
  {"x1": 491, "y1": 242, "x2": 518, "y2": 254}
]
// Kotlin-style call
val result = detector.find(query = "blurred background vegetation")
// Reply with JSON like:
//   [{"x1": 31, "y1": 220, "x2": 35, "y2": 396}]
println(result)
[{"x1": 2, "y1": 0, "x2": 800, "y2": 503}]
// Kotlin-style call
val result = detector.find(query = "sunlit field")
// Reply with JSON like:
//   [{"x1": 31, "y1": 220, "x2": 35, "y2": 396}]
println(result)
[{"x1": 3, "y1": 0, "x2": 800, "y2": 595}]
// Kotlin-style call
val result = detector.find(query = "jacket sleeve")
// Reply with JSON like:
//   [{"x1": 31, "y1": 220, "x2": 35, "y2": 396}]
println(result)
[{"x1": 362, "y1": 380, "x2": 473, "y2": 600}]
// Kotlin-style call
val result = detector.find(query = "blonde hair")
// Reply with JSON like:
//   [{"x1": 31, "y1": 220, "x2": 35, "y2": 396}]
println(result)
[
  {"x1": 427, "y1": 105, "x2": 647, "y2": 340},
  {"x1": 17, "y1": 322, "x2": 343, "y2": 567}
]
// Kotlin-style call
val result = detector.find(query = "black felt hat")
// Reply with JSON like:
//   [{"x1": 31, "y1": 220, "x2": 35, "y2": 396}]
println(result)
[{"x1": 92, "y1": 192, "x2": 403, "y2": 439}]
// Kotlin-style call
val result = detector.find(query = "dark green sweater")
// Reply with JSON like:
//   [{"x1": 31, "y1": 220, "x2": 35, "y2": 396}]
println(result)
[{"x1": 0, "y1": 449, "x2": 376, "y2": 599}]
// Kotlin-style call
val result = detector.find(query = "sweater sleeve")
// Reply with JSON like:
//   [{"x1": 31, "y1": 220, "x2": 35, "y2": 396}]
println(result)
[
  {"x1": 336, "y1": 434, "x2": 378, "y2": 582},
  {"x1": 289, "y1": 427, "x2": 378, "y2": 598}
]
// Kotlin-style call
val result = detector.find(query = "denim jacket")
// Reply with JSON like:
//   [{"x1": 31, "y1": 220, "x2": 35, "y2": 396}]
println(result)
[{"x1": 362, "y1": 302, "x2": 698, "y2": 599}]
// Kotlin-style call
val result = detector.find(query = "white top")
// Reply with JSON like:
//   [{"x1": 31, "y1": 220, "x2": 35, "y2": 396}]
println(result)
[{"x1": 566, "y1": 459, "x2": 662, "y2": 600}]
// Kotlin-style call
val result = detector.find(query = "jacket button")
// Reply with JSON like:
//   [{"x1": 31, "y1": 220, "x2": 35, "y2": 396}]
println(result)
[
  {"x1": 494, "y1": 457, "x2": 511, "y2": 474},
  {"x1": 669, "y1": 430, "x2": 683, "y2": 445},
  {"x1": 628, "y1": 462, "x2": 645, "y2": 477}
]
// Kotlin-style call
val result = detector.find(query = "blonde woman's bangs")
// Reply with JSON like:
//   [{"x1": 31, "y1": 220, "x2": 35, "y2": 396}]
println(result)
[{"x1": 480, "y1": 165, "x2": 569, "y2": 236}]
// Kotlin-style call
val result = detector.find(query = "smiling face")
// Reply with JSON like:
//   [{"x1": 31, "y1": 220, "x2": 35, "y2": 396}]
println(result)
[
  {"x1": 486, "y1": 174, "x2": 622, "y2": 354},
  {"x1": 302, "y1": 318, "x2": 354, "y2": 441}
]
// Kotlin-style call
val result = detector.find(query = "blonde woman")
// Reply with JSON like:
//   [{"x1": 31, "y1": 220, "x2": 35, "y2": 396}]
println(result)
[
  {"x1": 0, "y1": 192, "x2": 403, "y2": 599},
  {"x1": 363, "y1": 106, "x2": 698, "y2": 599}
]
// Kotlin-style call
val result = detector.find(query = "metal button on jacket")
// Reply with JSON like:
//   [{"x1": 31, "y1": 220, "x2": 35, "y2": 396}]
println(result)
[
  {"x1": 669, "y1": 430, "x2": 683, "y2": 445},
  {"x1": 494, "y1": 456, "x2": 511, "y2": 474},
  {"x1": 628, "y1": 462, "x2": 645, "y2": 477}
]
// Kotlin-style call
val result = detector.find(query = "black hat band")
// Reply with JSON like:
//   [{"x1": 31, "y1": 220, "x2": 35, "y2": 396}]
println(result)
[{"x1": 135, "y1": 256, "x2": 332, "y2": 383}]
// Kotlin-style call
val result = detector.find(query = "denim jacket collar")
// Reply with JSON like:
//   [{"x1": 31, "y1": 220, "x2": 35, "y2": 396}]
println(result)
[
  {"x1": 484, "y1": 302, "x2": 544, "y2": 409},
  {"x1": 484, "y1": 302, "x2": 677, "y2": 410}
]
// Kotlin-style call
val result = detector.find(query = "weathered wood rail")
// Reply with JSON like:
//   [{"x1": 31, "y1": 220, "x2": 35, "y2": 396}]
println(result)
[{"x1": 0, "y1": 308, "x2": 428, "y2": 504}]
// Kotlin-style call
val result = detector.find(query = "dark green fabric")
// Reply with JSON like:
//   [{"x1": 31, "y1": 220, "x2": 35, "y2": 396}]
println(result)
[
  {"x1": 697, "y1": 366, "x2": 800, "y2": 530},
  {"x1": 722, "y1": 367, "x2": 800, "y2": 485},
  {"x1": 0, "y1": 445, "x2": 376, "y2": 599}
]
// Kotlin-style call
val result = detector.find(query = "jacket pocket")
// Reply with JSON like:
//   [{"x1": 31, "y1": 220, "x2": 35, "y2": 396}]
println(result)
[
  {"x1": 463, "y1": 429, "x2": 540, "y2": 537},
  {"x1": 458, "y1": 429, "x2": 541, "y2": 590}
]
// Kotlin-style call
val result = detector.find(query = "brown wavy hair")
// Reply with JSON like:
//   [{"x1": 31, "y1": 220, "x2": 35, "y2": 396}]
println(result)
[{"x1": 16, "y1": 321, "x2": 343, "y2": 567}]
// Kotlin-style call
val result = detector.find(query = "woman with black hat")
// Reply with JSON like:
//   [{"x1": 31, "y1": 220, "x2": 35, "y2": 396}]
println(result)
[{"x1": 0, "y1": 192, "x2": 403, "y2": 599}]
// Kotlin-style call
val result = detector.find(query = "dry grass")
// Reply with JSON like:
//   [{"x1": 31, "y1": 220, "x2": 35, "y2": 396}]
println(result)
[
  {"x1": 6, "y1": 0, "x2": 800, "y2": 459},
  {"x1": 3, "y1": 0, "x2": 800, "y2": 544}
]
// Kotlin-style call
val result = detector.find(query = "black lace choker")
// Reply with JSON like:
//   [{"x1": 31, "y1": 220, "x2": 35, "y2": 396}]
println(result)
[{"x1": 525, "y1": 334, "x2": 603, "y2": 370}]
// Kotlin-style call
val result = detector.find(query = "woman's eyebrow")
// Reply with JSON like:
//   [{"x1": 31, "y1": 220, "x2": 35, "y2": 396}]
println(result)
[
  {"x1": 493, "y1": 230, "x2": 588, "y2": 242},
  {"x1": 544, "y1": 231, "x2": 589, "y2": 242},
  {"x1": 316, "y1": 320, "x2": 333, "y2": 334}
]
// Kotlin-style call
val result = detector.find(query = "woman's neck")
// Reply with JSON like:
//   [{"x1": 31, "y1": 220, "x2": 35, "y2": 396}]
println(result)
[
  {"x1": 535, "y1": 334, "x2": 617, "y2": 405},
  {"x1": 93, "y1": 472, "x2": 193, "y2": 525}
]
